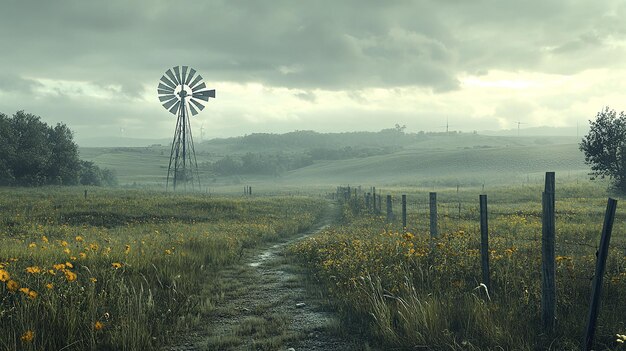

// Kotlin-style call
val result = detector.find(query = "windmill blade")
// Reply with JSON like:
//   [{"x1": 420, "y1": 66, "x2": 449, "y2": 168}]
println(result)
[
  {"x1": 165, "y1": 69, "x2": 179, "y2": 86},
  {"x1": 190, "y1": 98, "x2": 205, "y2": 111},
  {"x1": 181, "y1": 66, "x2": 188, "y2": 86},
  {"x1": 158, "y1": 83, "x2": 174, "y2": 92},
  {"x1": 173, "y1": 66, "x2": 182, "y2": 85},
  {"x1": 189, "y1": 103, "x2": 198, "y2": 116},
  {"x1": 185, "y1": 68, "x2": 196, "y2": 85},
  {"x1": 192, "y1": 89, "x2": 215, "y2": 101},
  {"x1": 169, "y1": 101, "x2": 181, "y2": 114},
  {"x1": 160, "y1": 75, "x2": 176, "y2": 89},
  {"x1": 162, "y1": 98, "x2": 179, "y2": 110},
  {"x1": 189, "y1": 75, "x2": 203, "y2": 89},
  {"x1": 159, "y1": 94, "x2": 176, "y2": 102},
  {"x1": 191, "y1": 82, "x2": 206, "y2": 92},
  {"x1": 158, "y1": 88, "x2": 174, "y2": 95}
]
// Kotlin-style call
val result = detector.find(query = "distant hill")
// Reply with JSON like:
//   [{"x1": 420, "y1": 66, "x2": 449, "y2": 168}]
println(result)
[{"x1": 79, "y1": 130, "x2": 590, "y2": 188}]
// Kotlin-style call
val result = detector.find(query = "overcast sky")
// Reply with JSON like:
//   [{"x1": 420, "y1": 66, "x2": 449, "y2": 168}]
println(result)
[{"x1": 1, "y1": 0, "x2": 625, "y2": 144}]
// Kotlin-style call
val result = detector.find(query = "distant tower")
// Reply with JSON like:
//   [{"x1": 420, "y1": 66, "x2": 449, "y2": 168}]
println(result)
[{"x1": 157, "y1": 66, "x2": 215, "y2": 190}]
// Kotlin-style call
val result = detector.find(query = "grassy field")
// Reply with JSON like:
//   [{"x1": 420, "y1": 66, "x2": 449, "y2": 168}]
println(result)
[
  {"x1": 291, "y1": 181, "x2": 626, "y2": 350},
  {"x1": 0, "y1": 187, "x2": 327, "y2": 350}
]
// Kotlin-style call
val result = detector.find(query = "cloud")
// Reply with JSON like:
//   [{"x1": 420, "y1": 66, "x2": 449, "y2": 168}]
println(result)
[{"x1": 1, "y1": 0, "x2": 626, "y2": 141}]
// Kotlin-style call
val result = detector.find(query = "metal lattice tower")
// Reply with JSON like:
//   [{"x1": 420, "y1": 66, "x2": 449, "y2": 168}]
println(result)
[{"x1": 157, "y1": 66, "x2": 215, "y2": 190}]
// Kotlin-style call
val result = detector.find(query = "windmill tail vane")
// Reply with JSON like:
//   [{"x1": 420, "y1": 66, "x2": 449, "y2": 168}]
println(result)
[{"x1": 158, "y1": 66, "x2": 215, "y2": 191}]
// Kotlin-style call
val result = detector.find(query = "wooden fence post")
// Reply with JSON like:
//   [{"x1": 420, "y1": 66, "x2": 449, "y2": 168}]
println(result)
[
  {"x1": 429, "y1": 192, "x2": 438, "y2": 238},
  {"x1": 386, "y1": 195, "x2": 393, "y2": 222},
  {"x1": 479, "y1": 195, "x2": 490, "y2": 291},
  {"x1": 365, "y1": 193, "x2": 370, "y2": 211},
  {"x1": 402, "y1": 194, "x2": 407, "y2": 229},
  {"x1": 542, "y1": 171, "x2": 556, "y2": 334},
  {"x1": 84, "y1": 190, "x2": 87, "y2": 199},
  {"x1": 583, "y1": 198, "x2": 618, "y2": 350},
  {"x1": 373, "y1": 187, "x2": 377, "y2": 213}
]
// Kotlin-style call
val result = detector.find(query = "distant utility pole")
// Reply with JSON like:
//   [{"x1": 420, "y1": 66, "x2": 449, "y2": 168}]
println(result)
[{"x1": 441, "y1": 117, "x2": 450, "y2": 135}]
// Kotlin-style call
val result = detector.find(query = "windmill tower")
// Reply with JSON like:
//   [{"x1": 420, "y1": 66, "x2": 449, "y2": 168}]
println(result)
[{"x1": 157, "y1": 66, "x2": 215, "y2": 190}]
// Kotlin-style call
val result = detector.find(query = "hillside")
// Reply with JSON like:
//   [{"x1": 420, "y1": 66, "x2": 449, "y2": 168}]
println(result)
[{"x1": 79, "y1": 131, "x2": 589, "y2": 188}]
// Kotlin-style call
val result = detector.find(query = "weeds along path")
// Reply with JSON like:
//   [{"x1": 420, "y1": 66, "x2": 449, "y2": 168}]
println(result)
[{"x1": 167, "y1": 202, "x2": 363, "y2": 351}]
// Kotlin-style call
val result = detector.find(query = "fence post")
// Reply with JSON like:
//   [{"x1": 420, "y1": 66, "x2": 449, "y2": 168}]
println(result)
[
  {"x1": 386, "y1": 195, "x2": 393, "y2": 222},
  {"x1": 373, "y1": 187, "x2": 377, "y2": 213},
  {"x1": 402, "y1": 194, "x2": 407, "y2": 229},
  {"x1": 541, "y1": 171, "x2": 556, "y2": 334},
  {"x1": 84, "y1": 190, "x2": 87, "y2": 199},
  {"x1": 583, "y1": 198, "x2": 618, "y2": 351},
  {"x1": 479, "y1": 195, "x2": 490, "y2": 291},
  {"x1": 429, "y1": 192, "x2": 438, "y2": 238},
  {"x1": 365, "y1": 193, "x2": 370, "y2": 211}
]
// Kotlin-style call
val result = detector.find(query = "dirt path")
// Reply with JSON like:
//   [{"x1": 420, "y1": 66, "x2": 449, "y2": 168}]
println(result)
[{"x1": 167, "y1": 204, "x2": 366, "y2": 351}]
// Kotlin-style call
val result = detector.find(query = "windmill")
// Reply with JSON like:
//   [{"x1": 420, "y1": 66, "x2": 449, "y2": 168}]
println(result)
[
  {"x1": 158, "y1": 66, "x2": 215, "y2": 190},
  {"x1": 515, "y1": 121, "x2": 526, "y2": 136}
]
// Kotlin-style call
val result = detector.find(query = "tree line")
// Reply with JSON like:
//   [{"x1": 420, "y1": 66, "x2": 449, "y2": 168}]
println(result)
[
  {"x1": 0, "y1": 111, "x2": 116, "y2": 186},
  {"x1": 203, "y1": 146, "x2": 398, "y2": 176}
]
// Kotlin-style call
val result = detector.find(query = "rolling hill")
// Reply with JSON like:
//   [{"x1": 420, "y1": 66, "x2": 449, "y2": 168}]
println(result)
[{"x1": 79, "y1": 131, "x2": 590, "y2": 189}]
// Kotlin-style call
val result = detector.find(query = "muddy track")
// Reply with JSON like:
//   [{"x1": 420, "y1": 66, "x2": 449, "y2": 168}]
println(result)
[{"x1": 167, "y1": 202, "x2": 364, "y2": 351}]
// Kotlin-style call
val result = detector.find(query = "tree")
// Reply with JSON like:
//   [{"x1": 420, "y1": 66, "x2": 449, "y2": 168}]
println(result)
[
  {"x1": 579, "y1": 106, "x2": 626, "y2": 191},
  {"x1": 0, "y1": 110, "x2": 116, "y2": 186}
]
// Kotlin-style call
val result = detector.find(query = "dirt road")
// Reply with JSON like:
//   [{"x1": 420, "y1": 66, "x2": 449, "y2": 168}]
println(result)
[{"x1": 167, "y1": 204, "x2": 365, "y2": 351}]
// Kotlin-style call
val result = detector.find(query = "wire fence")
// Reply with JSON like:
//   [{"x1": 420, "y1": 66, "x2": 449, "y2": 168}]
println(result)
[{"x1": 335, "y1": 185, "x2": 626, "y2": 255}]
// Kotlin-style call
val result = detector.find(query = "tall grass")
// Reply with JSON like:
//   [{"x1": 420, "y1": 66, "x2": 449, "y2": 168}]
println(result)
[
  {"x1": 291, "y1": 182, "x2": 626, "y2": 350},
  {"x1": 0, "y1": 187, "x2": 327, "y2": 350}
]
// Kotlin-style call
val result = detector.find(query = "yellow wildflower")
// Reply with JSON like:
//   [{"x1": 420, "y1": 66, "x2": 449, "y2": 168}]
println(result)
[
  {"x1": 42, "y1": 236, "x2": 49, "y2": 243},
  {"x1": 28, "y1": 290, "x2": 38, "y2": 300},
  {"x1": 79, "y1": 252, "x2": 87, "y2": 259},
  {"x1": 20, "y1": 330, "x2": 34, "y2": 342},
  {"x1": 63, "y1": 248, "x2": 71, "y2": 255},
  {"x1": 75, "y1": 236, "x2": 84, "y2": 242},
  {"x1": 64, "y1": 270, "x2": 77, "y2": 282},
  {"x1": 111, "y1": 262, "x2": 122, "y2": 269},
  {"x1": 65, "y1": 262, "x2": 73, "y2": 269},
  {"x1": 0, "y1": 269, "x2": 9, "y2": 282},
  {"x1": 46, "y1": 283, "x2": 54, "y2": 290},
  {"x1": 53, "y1": 263, "x2": 66, "y2": 270},
  {"x1": 19, "y1": 287, "x2": 30, "y2": 295},
  {"x1": 60, "y1": 240, "x2": 68, "y2": 247},
  {"x1": 90, "y1": 277, "x2": 97, "y2": 283},
  {"x1": 124, "y1": 245, "x2": 131, "y2": 254},
  {"x1": 28, "y1": 243, "x2": 36, "y2": 249},
  {"x1": 25, "y1": 266, "x2": 41, "y2": 274},
  {"x1": 164, "y1": 249, "x2": 173, "y2": 255},
  {"x1": 94, "y1": 321, "x2": 104, "y2": 331},
  {"x1": 6, "y1": 280, "x2": 19, "y2": 292}
]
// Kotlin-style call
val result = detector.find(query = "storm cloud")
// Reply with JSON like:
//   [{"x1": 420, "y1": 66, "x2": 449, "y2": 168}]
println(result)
[{"x1": 1, "y1": 0, "x2": 625, "y2": 142}]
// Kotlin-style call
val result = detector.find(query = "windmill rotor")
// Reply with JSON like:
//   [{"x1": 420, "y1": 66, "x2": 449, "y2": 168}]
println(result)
[
  {"x1": 158, "y1": 66, "x2": 215, "y2": 191},
  {"x1": 158, "y1": 66, "x2": 215, "y2": 116}
]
